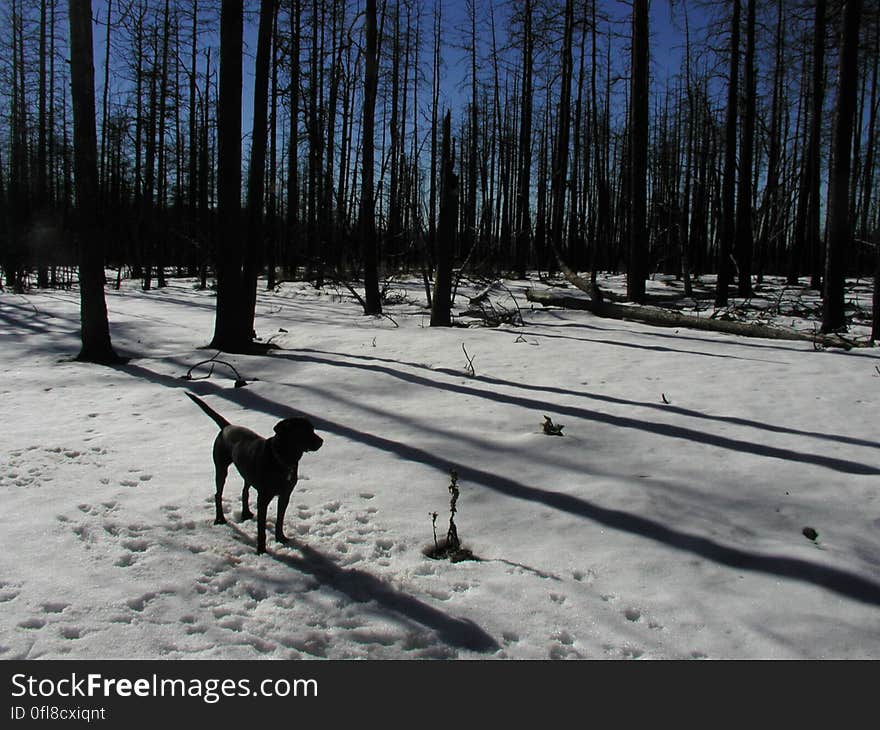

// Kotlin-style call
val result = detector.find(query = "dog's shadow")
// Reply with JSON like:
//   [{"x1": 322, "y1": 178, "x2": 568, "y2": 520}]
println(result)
[{"x1": 226, "y1": 523, "x2": 499, "y2": 654}]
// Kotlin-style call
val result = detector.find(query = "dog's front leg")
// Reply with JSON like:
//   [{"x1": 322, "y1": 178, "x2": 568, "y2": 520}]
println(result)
[
  {"x1": 275, "y1": 492, "x2": 291, "y2": 544},
  {"x1": 256, "y1": 493, "x2": 270, "y2": 554},
  {"x1": 240, "y1": 484, "x2": 254, "y2": 521}
]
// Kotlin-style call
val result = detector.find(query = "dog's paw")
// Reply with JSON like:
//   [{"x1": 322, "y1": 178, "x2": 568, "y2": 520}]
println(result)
[
  {"x1": 214, "y1": 516, "x2": 227, "y2": 525},
  {"x1": 275, "y1": 534, "x2": 289, "y2": 545},
  {"x1": 240, "y1": 510, "x2": 254, "y2": 522}
]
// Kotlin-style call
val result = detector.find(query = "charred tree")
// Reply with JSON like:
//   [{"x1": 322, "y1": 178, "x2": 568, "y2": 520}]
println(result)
[
  {"x1": 628, "y1": 0, "x2": 649, "y2": 303},
  {"x1": 513, "y1": 0, "x2": 533, "y2": 279},
  {"x1": 735, "y1": 0, "x2": 756, "y2": 297},
  {"x1": 822, "y1": 0, "x2": 862, "y2": 333},
  {"x1": 68, "y1": 0, "x2": 119, "y2": 363},
  {"x1": 431, "y1": 111, "x2": 458, "y2": 327},
  {"x1": 242, "y1": 0, "x2": 275, "y2": 334},
  {"x1": 209, "y1": 0, "x2": 249, "y2": 352},
  {"x1": 360, "y1": 0, "x2": 382, "y2": 315},
  {"x1": 716, "y1": 0, "x2": 740, "y2": 308}
]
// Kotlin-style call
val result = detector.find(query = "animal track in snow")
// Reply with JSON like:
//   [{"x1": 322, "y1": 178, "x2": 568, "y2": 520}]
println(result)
[
  {"x1": 620, "y1": 646, "x2": 644, "y2": 659},
  {"x1": 18, "y1": 617, "x2": 47, "y2": 630},
  {"x1": 285, "y1": 498, "x2": 392, "y2": 561},
  {"x1": 41, "y1": 602, "x2": 69, "y2": 614},
  {"x1": 126, "y1": 592, "x2": 157, "y2": 612},
  {"x1": 373, "y1": 538, "x2": 394, "y2": 555},
  {"x1": 69, "y1": 500, "x2": 160, "y2": 567},
  {"x1": 572, "y1": 568, "x2": 597, "y2": 584},
  {"x1": 0, "y1": 582, "x2": 22, "y2": 603},
  {"x1": 548, "y1": 631, "x2": 583, "y2": 659},
  {"x1": 286, "y1": 632, "x2": 329, "y2": 658},
  {"x1": 119, "y1": 467, "x2": 152, "y2": 487},
  {"x1": 121, "y1": 538, "x2": 149, "y2": 553},
  {"x1": 0, "y1": 444, "x2": 112, "y2": 489}
]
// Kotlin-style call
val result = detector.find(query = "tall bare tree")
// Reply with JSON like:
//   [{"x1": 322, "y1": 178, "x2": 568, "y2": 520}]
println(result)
[
  {"x1": 360, "y1": 0, "x2": 382, "y2": 315},
  {"x1": 431, "y1": 110, "x2": 457, "y2": 326},
  {"x1": 243, "y1": 0, "x2": 276, "y2": 334},
  {"x1": 716, "y1": 0, "x2": 740, "y2": 307},
  {"x1": 735, "y1": 0, "x2": 756, "y2": 296},
  {"x1": 68, "y1": 0, "x2": 119, "y2": 363},
  {"x1": 550, "y1": 0, "x2": 574, "y2": 272},
  {"x1": 790, "y1": 0, "x2": 826, "y2": 288},
  {"x1": 628, "y1": 0, "x2": 649, "y2": 303},
  {"x1": 823, "y1": 0, "x2": 862, "y2": 332},
  {"x1": 210, "y1": 0, "x2": 248, "y2": 351},
  {"x1": 514, "y1": 0, "x2": 533, "y2": 279}
]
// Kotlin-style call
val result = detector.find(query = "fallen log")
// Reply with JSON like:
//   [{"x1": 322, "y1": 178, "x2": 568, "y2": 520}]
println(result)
[{"x1": 525, "y1": 288, "x2": 870, "y2": 349}]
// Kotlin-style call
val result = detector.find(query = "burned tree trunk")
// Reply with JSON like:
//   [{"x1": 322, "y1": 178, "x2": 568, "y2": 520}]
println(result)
[
  {"x1": 736, "y1": 0, "x2": 756, "y2": 297},
  {"x1": 822, "y1": 0, "x2": 862, "y2": 333},
  {"x1": 628, "y1": 0, "x2": 649, "y2": 303},
  {"x1": 360, "y1": 0, "x2": 382, "y2": 315},
  {"x1": 68, "y1": 0, "x2": 119, "y2": 363},
  {"x1": 717, "y1": 0, "x2": 740, "y2": 307},
  {"x1": 243, "y1": 0, "x2": 275, "y2": 330},
  {"x1": 431, "y1": 111, "x2": 458, "y2": 327},
  {"x1": 209, "y1": 0, "x2": 249, "y2": 352}
]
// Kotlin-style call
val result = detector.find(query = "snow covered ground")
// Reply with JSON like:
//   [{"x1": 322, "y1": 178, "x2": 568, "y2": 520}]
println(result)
[{"x1": 1, "y1": 273, "x2": 879, "y2": 659}]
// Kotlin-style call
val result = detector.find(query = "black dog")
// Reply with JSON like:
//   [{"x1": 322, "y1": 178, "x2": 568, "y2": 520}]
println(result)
[{"x1": 186, "y1": 393, "x2": 323, "y2": 554}]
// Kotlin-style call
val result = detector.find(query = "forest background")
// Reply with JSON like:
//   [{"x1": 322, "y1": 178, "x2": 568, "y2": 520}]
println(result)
[{"x1": 1, "y1": 0, "x2": 878, "y2": 355}]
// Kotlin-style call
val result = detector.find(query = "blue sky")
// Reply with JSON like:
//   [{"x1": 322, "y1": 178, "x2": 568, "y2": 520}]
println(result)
[{"x1": 89, "y1": 0, "x2": 708, "y2": 104}]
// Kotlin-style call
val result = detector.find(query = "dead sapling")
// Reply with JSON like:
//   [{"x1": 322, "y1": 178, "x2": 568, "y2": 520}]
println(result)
[
  {"x1": 424, "y1": 469, "x2": 476, "y2": 562},
  {"x1": 542, "y1": 415, "x2": 565, "y2": 436},
  {"x1": 181, "y1": 352, "x2": 248, "y2": 388}
]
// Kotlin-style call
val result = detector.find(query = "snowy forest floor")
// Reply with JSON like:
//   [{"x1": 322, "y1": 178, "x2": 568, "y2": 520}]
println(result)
[{"x1": 1, "y1": 272, "x2": 879, "y2": 659}]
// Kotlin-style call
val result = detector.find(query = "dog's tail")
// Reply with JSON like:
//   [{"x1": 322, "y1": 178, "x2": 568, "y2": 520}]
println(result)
[{"x1": 186, "y1": 392, "x2": 230, "y2": 430}]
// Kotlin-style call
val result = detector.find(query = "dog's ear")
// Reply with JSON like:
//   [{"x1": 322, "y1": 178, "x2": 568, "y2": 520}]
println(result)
[{"x1": 274, "y1": 418, "x2": 311, "y2": 434}]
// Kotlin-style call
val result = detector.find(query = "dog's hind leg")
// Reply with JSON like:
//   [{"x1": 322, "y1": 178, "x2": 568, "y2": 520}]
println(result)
[
  {"x1": 240, "y1": 485, "x2": 254, "y2": 521},
  {"x1": 274, "y1": 492, "x2": 291, "y2": 544},
  {"x1": 212, "y1": 438, "x2": 230, "y2": 525}
]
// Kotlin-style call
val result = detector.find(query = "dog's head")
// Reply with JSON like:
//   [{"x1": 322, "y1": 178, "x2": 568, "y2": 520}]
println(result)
[{"x1": 274, "y1": 417, "x2": 324, "y2": 454}]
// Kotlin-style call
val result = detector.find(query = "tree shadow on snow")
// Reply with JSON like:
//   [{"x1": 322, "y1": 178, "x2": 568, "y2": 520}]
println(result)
[
  {"x1": 273, "y1": 351, "x2": 880, "y2": 474},
  {"x1": 296, "y1": 347, "x2": 880, "y2": 452},
  {"x1": 117, "y1": 361, "x2": 880, "y2": 609},
  {"x1": 536, "y1": 311, "x2": 879, "y2": 359},
  {"x1": 224, "y1": 523, "x2": 499, "y2": 654}
]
